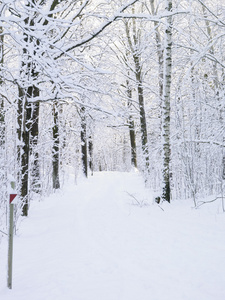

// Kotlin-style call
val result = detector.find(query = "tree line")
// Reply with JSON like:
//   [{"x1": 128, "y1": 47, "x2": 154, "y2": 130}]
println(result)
[{"x1": 0, "y1": 0, "x2": 224, "y2": 229}]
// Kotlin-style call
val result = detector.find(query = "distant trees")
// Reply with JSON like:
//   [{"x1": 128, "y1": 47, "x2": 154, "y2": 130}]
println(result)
[{"x1": 172, "y1": 0, "x2": 225, "y2": 204}]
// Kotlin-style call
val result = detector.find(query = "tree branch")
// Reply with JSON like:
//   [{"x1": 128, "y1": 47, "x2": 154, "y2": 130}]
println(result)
[{"x1": 55, "y1": 0, "x2": 139, "y2": 59}]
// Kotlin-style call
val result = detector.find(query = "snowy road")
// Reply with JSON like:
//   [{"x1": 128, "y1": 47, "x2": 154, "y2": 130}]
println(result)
[{"x1": 0, "y1": 171, "x2": 225, "y2": 300}]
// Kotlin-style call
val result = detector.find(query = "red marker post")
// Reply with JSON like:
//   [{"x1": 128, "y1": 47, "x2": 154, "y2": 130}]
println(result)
[
  {"x1": 10, "y1": 194, "x2": 17, "y2": 204},
  {"x1": 8, "y1": 182, "x2": 17, "y2": 289}
]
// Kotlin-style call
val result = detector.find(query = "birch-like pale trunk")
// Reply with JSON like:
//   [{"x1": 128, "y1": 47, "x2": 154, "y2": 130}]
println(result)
[
  {"x1": 150, "y1": 0, "x2": 164, "y2": 100},
  {"x1": 162, "y1": 0, "x2": 172, "y2": 202}
]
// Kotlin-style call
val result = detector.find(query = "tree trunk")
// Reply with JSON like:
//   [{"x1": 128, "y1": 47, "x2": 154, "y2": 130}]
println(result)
[
  {"x1": 80, "y1": 106, "x2": 88, "y2": 177},
  {"x1": 29, "y1": 88, "x2": 41, "y2": 193},
  {"x1": 52, "y1": 103, "x2": 60, "y2": 189},
  {"x1": 17, "y1": 78, "x2": 40, "y2": 216},
  {"x1": 17, "y1": 89, "x2": 30, "y2": 216},
  {"x1": 136, "y1": 78, "x2": 149, "y2": 171},
  {"x1": 125, "y1": 20, "x2": 149, "y2": 174},
  {"x1": 16, "y1": 1, "x2": 42, "y2": 214},
  {"x1": 88, "y1": 136, "x2": 94, "y2": 175},
  {"x1": 127, "y1": 80, "x2": 137, "y2": 168},
  {"x1": 129, "y1": 118, "x2": 137, "y2": 168},
  {"x1": 150, "y1": 0, "x2": 164, "y2": 100},
  {"x1": 162, "y1": 0, "x2": 173, "y2": 202}
]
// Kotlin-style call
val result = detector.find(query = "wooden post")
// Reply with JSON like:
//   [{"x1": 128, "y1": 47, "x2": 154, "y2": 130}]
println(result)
[
  {"x1": 7, "y1": 202, "x2": 14, "y2": 289},
  {"x1": 8, "y1": 181, "x2": 16, "y2": 289}
]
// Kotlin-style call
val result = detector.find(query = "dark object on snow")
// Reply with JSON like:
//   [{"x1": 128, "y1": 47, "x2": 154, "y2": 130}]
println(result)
[{"x1": 155, "y1": 196, "x2": 161, "y2": 204}]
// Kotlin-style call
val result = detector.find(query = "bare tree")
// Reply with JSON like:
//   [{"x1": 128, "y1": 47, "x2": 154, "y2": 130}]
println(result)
[
  {"x1": 162, "y1": 0, "x2": 173, "y2": 202},
  {"x1": 125, "y1": 17, "x2": 150, "y2": 176}
]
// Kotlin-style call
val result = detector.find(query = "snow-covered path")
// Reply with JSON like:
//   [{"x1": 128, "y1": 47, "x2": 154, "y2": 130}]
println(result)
[{"x1": 0, "y1": 171, "x2": 225, "y2": 300}]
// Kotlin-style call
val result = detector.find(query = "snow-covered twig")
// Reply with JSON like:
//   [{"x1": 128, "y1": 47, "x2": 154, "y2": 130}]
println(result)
[
  {"x1": 126, "y1": 191, "x2": 149, "y2": 207},
  {"x1": 0, "y1": 229, "x2": 8, "y2": 236},
  {"x1": 196, "y1": 197, "x2": 224, "y2": 209}
]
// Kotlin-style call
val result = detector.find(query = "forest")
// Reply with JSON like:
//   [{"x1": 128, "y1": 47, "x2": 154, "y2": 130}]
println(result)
[{"x1": 0, "y1": 0, "x2": 224, "y2": 231}]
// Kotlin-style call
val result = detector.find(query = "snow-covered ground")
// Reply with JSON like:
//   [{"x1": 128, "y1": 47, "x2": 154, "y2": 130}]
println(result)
[{"x1": 0, "y1": 171, "x2": 225, "y2": 300}]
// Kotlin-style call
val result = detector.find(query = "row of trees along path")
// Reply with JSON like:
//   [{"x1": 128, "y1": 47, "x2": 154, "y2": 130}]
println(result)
[{"x1": 0, "y1": 0, "x2": 224, "y2": 225}]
